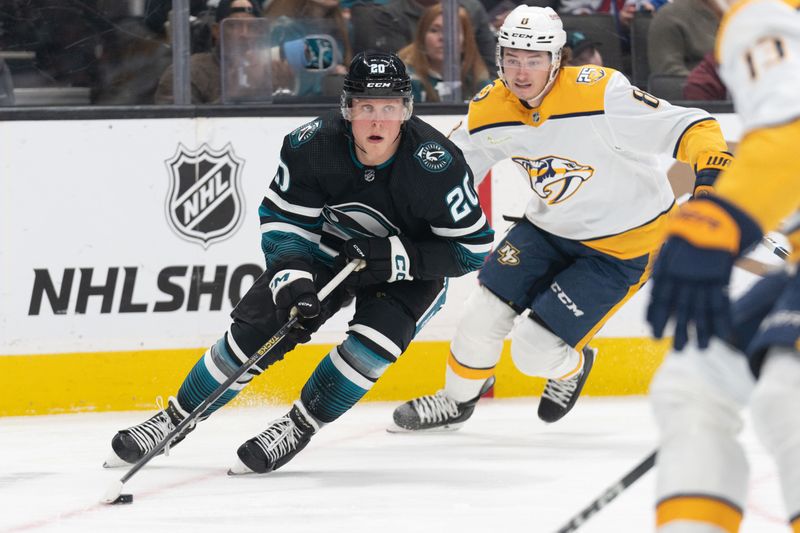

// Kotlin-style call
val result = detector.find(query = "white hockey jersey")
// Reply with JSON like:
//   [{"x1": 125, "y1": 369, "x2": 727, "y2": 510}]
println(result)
[
  {"x1": 450, "y1": 66, "x2": 728, "y2": 259},
  {"x1": 716, "y1": 0, "x2": 800, "y2": 132},
  {"x1": 712, "y1": 0, "x2": 800, "y2": 241}
]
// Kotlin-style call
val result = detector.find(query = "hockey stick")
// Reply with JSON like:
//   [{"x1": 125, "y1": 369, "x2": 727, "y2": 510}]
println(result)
[
  {"x1": 554, "y1": 237, "x2": 789, "y2": 531},
  {"x1": 101, "y1": 258, "x2": 364, "y2": 505},
  {"x1": 554, "y1": 450, "x2": 657, "y2": 533},
  {"x1": 761, "y1": 235, "x2": 790, "y2": 260}
]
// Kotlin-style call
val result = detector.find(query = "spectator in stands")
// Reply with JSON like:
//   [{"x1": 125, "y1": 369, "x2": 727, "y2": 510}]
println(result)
[
  {"x1": 565, "y1": 30, "x2": 603, "y2": 66},
  {"x1": 398, "y1": 4, "x2": 491, "y2": 102},
  {"x1": 647, "y1": 0, "x2": 722, "y2": 78},
  {"x1": 356, "y1": 0, "x2": 498, "y2": 77},
  {"x1": 94, "y1": 17, "x2": 172, "y2": 105},
  {"x1": 262, "y1": 0, "x2": 353, "y2": 98},
  {"x1": 154, "y1": 0, "x2": 262, "y2": 104},
  {"x1": 682, "y1": 52, "x2": 728, "y2": 101}
]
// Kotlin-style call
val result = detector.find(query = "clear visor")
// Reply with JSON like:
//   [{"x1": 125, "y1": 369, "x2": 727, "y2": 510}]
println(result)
[
  {"x1": 345, "y1": 98, "x2": 411, "y2": 121},
  {"x1": 500, "y1": 54, "x2": 552, "y2": 72}
]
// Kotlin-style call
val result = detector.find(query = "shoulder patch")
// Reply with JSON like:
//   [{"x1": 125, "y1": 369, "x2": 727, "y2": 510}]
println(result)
[
  {"x1": 414, "y1": 141, "x2": 453, "y2": 173},
  {"x1": 576, "y1": 67, "x2": 606, "y2": 85},
  {"x1": 472, "y1": 81, "x2": 495, "y2": 102},
  {"x1": 289, "y1": 119, "x2": 322, "y2": 149}
]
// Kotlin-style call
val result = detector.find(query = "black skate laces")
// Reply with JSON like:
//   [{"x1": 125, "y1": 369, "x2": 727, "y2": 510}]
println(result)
[
  {"x1": 541, "y1": 373, "x2": 580, "y2": 408},
  {"x1": 411, "y1": 391, "x2": 461, "y2": 423},
  {"x1": 251, "y1": 415, "x2": 304, "y2": 461}
]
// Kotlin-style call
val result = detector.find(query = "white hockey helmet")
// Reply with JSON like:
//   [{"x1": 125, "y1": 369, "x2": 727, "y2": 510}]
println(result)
[{"x1": 496, "y1": 5, "x2": 567, "y2": 84}]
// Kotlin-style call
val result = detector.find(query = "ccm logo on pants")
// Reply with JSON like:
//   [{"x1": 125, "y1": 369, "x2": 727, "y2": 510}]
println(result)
[{"x1": 550, "y1": 281, "x2": 584, "y2": 317}]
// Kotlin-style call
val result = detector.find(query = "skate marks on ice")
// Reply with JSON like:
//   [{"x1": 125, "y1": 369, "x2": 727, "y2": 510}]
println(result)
[{"x1": 0, "y1": 398, "x2": 788, "y2": 532}]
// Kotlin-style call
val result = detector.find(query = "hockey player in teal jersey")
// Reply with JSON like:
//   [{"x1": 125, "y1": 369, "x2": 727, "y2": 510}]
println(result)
[{"x1": 104, "y1": 51, "x2": 494, "y2": 474}]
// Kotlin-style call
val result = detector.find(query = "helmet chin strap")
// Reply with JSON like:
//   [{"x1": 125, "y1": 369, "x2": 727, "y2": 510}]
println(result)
[{"x1": 525, "y1": 75, "x2": 557, "y2": 107}]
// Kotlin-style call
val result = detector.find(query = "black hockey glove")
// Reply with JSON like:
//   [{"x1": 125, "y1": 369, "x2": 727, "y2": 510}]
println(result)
[
  {"x1": 335, "y1": 236, "x2": 415, "y2": 286},
  {"x1": 269, "y1": 262, "x2": 321, "y2": 342}
]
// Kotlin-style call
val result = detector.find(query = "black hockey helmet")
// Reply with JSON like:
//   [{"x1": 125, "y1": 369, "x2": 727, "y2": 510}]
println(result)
[{"x1": 341, "y1": 51, "x2": 414, "y2": 120}]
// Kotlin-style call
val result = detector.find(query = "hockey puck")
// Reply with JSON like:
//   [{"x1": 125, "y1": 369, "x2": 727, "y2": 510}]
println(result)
[{"x1": 113, "y1": 494, "x2": 134, "y2": 504}]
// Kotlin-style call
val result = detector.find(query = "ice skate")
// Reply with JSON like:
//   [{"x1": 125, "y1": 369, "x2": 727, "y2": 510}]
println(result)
[
  {"x1": 537, "y1": 347, "x2": 596, "y2": 423},
  {"x1": 104, "y1": 396, "x2": 193, "y2": 467},
  {"x1": 389, "y1": 376, "x2": 495, "y2": 433},
  {"x1": 229, "y1": 402, "x2": 317, "y2": 475}
]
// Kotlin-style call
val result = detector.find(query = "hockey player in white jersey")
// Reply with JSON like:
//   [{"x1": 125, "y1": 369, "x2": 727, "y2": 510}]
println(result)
[
  {"x1": 392, "y1": 4, "x2": 732, "y2": 431},
  {"x1": 647, "y1": 1, "x2": 800, "y2": 531}
]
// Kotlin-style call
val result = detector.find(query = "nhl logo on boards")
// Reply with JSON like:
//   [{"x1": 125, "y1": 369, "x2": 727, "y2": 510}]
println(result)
[
  {"x1": 165, "y1": 143, "x2": 245, "y2": 249},
  {"x1": 414, "y1": 141, "x2": 453, "y2": 173}
]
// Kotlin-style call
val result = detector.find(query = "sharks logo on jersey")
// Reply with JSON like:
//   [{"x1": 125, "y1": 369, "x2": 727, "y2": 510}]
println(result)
[
  {"x1": 322, "y1": 202, "x2": 402, "y2": 240},
  {"x1": 414, "y1": 141, "x2": 453, "y2": 172},
  {"x1": 512, "y1": 155, "x2": 595, "y2": 205},
  {"x1": 289, "y1": 119, "x2": 322, "y2": 149},
  {"x1": 165, "y1": 143, "x2": 245, "y2": 248}
]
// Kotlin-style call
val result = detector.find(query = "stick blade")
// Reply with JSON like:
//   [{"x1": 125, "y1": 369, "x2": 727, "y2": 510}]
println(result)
[{"x1": 101, "y1": 480, "x2": 133, "y2": 504}]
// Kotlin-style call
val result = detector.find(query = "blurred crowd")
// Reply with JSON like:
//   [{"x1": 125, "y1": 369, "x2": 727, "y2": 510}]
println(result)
[{"x1": 0, "y1": 0, "x2": 729, "y2": 106}]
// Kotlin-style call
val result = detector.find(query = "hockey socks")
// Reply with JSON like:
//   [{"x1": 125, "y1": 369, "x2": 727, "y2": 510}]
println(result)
[
  {"x1": 300, "y1": 335, "x2": 392, "y2": 423},
  {"x1": 176, "y1": 335, "x2": 253, "y2": 418}
]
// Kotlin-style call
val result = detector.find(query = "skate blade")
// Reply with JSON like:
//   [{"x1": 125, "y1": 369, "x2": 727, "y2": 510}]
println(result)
[
  {"x1": 102, "y1": 450, "x2": 130, "y2": 468},
  {"x1": 227, "y1": 457, "x2": 256, "y2": 476},
  {"x1": 386, "y1": 422, "x2": 463, "y2": 434}
]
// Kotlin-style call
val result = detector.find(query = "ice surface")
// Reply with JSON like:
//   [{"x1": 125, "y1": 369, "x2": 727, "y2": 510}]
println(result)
[{"x1": 0, "y1": 398, "x2": 787, "y2": 532}]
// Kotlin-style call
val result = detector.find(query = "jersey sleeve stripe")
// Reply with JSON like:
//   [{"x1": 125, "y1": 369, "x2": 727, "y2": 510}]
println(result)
[
  {"x1": 549, "y1": 110, "x2": 605, "y2": 120},
  {"x1": 430, "y1": 214, "x2": 489, "y2": 237},
  {"x1": 258, "y1": 202, "x2": 322, "y2": 229},
  {"x1": 261, "y1": 221, "x2": 322, "y2": 245},
  {"x1": 469, "y1": 121, "x2": 526, "y2": 134},
  {"x1": 264, "y1": 187, "x2": 323, "y2": 218},
  {"x1": 454, "y1": 241, "x2": 494, "y2": 254}
]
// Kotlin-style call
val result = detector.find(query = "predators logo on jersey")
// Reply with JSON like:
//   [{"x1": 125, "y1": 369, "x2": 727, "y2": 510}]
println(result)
[{"x1": 512, "y1": 155, "x2": 595, "y2": 205}]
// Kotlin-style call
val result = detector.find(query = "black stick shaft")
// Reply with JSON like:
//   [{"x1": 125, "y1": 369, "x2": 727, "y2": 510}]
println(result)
[
  {"x1": 115, "y1": 259, "x2": 361, "y2": 487},
  {"x1": 554, "y1": 451, "x2": 657, "y2": 533}
]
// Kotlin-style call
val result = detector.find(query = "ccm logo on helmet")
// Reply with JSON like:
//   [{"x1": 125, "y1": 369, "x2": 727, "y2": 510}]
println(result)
[{"x1": 366, "y1": 82, "x2": 392, "y2": 88}]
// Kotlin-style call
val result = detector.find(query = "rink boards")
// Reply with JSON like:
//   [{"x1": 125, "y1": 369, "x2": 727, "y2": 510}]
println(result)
[{"x1": 0, "y1": 113, "x2": 745, "y2": 416}]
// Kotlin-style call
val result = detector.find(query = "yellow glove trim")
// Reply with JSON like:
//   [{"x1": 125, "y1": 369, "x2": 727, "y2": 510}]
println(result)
[{"x1": 668, "y1": 200, "x2": 741, "y2": 254}]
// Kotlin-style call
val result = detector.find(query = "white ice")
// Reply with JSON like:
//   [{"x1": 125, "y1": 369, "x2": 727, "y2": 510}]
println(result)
[{"x1": 0, "y1": 398, "x2": 788, "y2": 533}]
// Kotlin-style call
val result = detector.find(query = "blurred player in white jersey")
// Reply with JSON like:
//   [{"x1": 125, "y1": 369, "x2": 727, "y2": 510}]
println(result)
[
  {"x1": 646, "y1": 1, "x2": 800, "y2": 530},
  {"x1": 391, "y1": 4, "x2": 731, "y2": 431}
]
